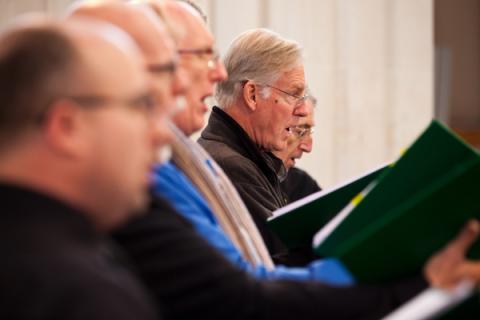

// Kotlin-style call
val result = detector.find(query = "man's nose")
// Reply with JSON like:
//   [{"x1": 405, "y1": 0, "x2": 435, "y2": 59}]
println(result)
[
  {"x1": 209, "y1": 59, "x2": 228, "y2": 83},
  {"x1": 299, "y1": 135, "x2": 313, "y2": 153},
  {"x1": 293, "y1": 101, "x2": 310, "y2": 117}
]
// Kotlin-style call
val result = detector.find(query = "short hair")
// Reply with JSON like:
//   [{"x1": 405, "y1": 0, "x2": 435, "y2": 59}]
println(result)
[
  {"x1": 0, "y1": 25, "x2": 78, "y2": 147},
  {"x1": 216, "y1": 28, "x2": 303, "y2": 108}
]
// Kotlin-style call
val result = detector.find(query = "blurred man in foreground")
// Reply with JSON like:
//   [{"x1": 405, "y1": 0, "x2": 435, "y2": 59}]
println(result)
[{"x1": 0, "y1": 15, "x2": 161, "y2": 319}]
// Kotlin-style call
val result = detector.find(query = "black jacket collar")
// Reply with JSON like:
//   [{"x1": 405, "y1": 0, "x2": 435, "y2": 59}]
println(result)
[{"x1": 201, "y1": 106, "x2": 286, "y2": 182}]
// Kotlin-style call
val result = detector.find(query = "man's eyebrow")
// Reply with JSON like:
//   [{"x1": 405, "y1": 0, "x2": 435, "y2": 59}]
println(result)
[{"x1": 289, "y1": 84, "x2": 306, "y2": 93}]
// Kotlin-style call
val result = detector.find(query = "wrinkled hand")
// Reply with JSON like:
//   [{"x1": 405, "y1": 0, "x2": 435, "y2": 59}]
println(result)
[{"x1": 425, "y1": 219, "x2": 480, "y2": 290}]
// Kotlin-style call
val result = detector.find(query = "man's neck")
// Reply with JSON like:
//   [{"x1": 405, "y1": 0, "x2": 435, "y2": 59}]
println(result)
[{"x1": 223, "y1": 105, "x2": 260, "y2": 149}]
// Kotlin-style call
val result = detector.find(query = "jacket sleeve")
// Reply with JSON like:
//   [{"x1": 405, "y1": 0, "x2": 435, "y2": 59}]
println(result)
[{"x1": 112, "y1": 196, "x2": 427, "y2": 320}]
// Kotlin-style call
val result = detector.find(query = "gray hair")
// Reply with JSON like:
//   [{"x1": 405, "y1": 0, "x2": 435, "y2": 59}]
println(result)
[{"x1": 216, "y1": 28, "x2": 303, "y2": 108}]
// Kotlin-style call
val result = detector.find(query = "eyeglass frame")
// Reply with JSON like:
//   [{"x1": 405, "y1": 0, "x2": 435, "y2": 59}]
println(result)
[
  {"x1": 36, "y1": 92, "x2": 157, "y2": 124},
  {"x1": 259, "y1": 83, "x2": 310, "y2": 108},
  {"x1": 68, "y1": 93, "x2": 156, "y2": 114},
  {"x1": 177, "y1": 47, "x2": 220, "y2": 70},
  {"x1": 147, "y1": 60, "x2": 178, "y2": 75},
  {"x1": 291, "y1": 125, "x2": 315, "y2": 138}
]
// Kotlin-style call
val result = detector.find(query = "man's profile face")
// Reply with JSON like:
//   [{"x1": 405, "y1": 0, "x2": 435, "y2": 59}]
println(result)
[
  {"x1": 252, "y1": 65, "x2": 309, "y2": 152},
  {"x1": 76, "y1": 37, "x2": 158, "y2": 228},
  {"x1": 275, "y1": 103, "x2": 315, "y2": 169},
  {"x1": 141, "y1": 21, "x2": 181, "y2": 149},
  {"x1": 171, "y1": 6, "x2": 227, "y2": 136}
]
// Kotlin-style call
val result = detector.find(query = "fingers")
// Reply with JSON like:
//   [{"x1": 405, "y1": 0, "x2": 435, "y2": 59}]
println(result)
[
  {"x1": 424, "y1": 219, "x2": 480, "y2": 290},
  {"x1": 447, "y1": 219, "x2": 480, "y2": 253}
]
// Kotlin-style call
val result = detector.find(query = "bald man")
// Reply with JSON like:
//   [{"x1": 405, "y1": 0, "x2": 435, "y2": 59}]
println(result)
[
  {"x1": 68, "y1": 0, "x2": 188, "y2": 149},
  {"x1": 0, "y1": 16, "x2": 160, "y2": 319}
]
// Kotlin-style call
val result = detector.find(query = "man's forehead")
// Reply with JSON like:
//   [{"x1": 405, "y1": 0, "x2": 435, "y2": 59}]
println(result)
[
  {"x1": 132, "y1": 12, "x2": 176, "y2": 65},
  {"x1": 183, "y1": 25, "x2": 214, "y2": 48},
  {"x1": 276, "y1": 66, "x2": 306, "y2": 89},
  {"x1": 146, "y1": 31, "x2": 176, "y2": 65},
  {"x1": 77, "y1": 42, "x2": 147, "y2": 94}
]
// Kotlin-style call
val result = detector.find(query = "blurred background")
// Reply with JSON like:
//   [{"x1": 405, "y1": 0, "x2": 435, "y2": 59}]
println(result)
[{"x1": 1, "y1": 0, "x2": 478, "y2": 188}]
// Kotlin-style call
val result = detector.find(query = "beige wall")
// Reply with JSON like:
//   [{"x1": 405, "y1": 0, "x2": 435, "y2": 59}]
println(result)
[
  {"x1": 0, "y1": 0, "x2": 72, "y2": 23},
  {"x1": 0, "y1": 0, "x2": 435, "y2": 188}
]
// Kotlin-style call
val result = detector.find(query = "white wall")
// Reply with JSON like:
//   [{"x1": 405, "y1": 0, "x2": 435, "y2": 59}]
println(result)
[
  {"x1": 0, "y1": 0, "x2": 434, "y2": 188},
  {"x1": 205, "y1": 0, "x2": 434, "y2": 188}
]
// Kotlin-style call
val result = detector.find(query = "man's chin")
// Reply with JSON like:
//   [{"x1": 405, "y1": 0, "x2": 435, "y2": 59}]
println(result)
[
  {"x1": 192, "y1": 119, "x2": 205, "y2": 135},
  {"x1": 129, "y1": 191, "x2": 150, "y2": 216},
  {"x1": 156, "y1": 145, "x2": 172, "y2": 164}
]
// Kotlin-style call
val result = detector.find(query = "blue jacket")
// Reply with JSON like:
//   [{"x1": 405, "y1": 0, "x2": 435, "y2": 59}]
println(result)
[{"x1": 152, "y1": 162, "x2": 354, "y2": 285}]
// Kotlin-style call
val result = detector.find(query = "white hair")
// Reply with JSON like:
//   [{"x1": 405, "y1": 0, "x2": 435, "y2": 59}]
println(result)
[{"x1": 216, "y1": 28, "x2": 303, "y2": 108}]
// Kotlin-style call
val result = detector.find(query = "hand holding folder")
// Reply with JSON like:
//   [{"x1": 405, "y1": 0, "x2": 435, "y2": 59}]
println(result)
[
  {"x1": 426, "y1": 219, "x2": 480, "y2": 290},
  {"x1": 313, "y1": 120, "x2": 480, "y2": 283}
]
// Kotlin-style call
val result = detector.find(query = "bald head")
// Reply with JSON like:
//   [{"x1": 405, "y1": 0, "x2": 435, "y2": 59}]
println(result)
[
  {"x1": 0, "y1": 16, "x2": 144, "y2": 149},
  {"x1": 68, "y1": 0, "x2": 174, "y2": 66},
  {"x1": 159, "y1": 0, "x2": 208, "y2": 48},
  {"x1": 67, "y1": 0, "x2": 187, "y2": 137}
]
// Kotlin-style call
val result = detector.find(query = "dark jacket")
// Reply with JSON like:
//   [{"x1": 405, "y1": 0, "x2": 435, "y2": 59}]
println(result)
[
  {"x1": 113, "y1": 194, "x2": 427, "y2": 320},
  {"x1": 0, "y1": 184, "x2": 158, "y2": 320},
  {"x1": 281, "y1": 167, "x2": 322, "y2": 203},
  {"x1": 198, "y1": 107, "x2": 300, "y2": 263}
]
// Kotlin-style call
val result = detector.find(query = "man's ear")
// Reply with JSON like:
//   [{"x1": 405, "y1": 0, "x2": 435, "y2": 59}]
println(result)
[
  {"x1": 242, "y1": 81, "x2": 258, "y2": 111},
  {"x1": 42, "y1": 99, "x2": 90, "y2": 158}
]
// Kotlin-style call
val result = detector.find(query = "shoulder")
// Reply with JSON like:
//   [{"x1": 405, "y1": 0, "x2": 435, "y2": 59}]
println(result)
[{"x1": 0, "y1": 243, "x2": 156, "y2": 320}]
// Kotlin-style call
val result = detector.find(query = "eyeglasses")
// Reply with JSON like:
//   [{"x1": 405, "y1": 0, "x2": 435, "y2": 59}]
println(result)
[
  {"x1": 35, "y1": 93, "x2": 156, "y2": 124},
  {"x1": 291, "y1": 125, "x2": 315, "y2": 138},
  {"x1": 67, "y1": 93, "x2": 157, "y2": 116},
  {"x1": 147, "y1": 60, "x2": 177, "y2": 75},
  {"x1": 147, "y1": 61, "x2": 178, "y2": 84},
  {"x1": 262, "y1": 84, "x2": 309, "y2": 108},
  {"x1": 178, "y1": 47, "x2": 220, "y2": 70}
]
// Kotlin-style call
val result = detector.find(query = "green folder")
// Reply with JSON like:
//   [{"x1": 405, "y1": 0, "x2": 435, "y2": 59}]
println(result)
[
  {"x1": 314, "y1": 120, "x2": 480, "y2": 283},
  {"x1": 267, "y1": 164, "x2": 388, "y2": 249}
]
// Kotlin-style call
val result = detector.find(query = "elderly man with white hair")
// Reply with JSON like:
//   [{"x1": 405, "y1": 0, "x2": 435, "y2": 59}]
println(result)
[{"x1": 199, "y1": 28, "x2": 313, "y2": 264}]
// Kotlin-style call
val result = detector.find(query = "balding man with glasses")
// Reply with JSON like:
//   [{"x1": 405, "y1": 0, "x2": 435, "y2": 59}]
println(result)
[{"x1": 0, "y1": 15, "x2": 162, "y2": 320}]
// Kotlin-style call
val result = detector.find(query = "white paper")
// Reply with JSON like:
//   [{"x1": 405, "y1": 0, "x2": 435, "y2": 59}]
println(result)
[{"x1": 381, "y1": 281, "x2": 476, "y2": 320}]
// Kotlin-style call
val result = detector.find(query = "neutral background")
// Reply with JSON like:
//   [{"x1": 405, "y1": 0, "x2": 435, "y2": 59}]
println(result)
[{"x1": 0, "y1": 0, "x2": 457, "y2": 189}]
